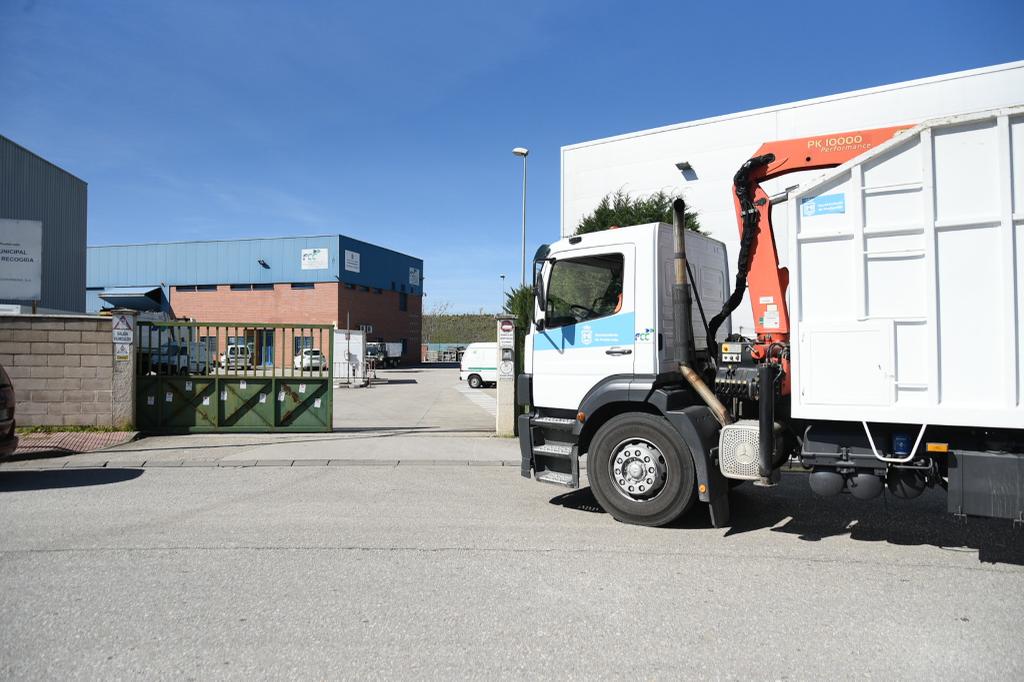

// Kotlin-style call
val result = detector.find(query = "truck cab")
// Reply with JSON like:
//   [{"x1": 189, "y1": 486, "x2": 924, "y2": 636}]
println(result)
[{"x1": 520, "y1": 223, "x2": 732, "y2": 526}]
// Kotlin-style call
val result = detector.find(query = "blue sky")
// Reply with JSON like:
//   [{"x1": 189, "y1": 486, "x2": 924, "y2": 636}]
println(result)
[{"x1": 2, "y1": 0, "x2": 1021, "y2": 312}]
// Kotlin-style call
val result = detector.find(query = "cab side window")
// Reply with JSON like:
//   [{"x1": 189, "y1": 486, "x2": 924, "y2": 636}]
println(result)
[{"x1": 545, "y1": 253, "x2": 624, "y2": 329}]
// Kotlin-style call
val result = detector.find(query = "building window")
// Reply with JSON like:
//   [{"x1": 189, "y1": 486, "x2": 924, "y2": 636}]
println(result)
[
  {"x1": 251, "y1": 283, "x2": 274, "y2": 291},
  {"x1": 400, "y1": 284, "x2": 406, "y2": 292},
  {"x1": 293, "y1": 336, "x2": 314, "y2": 354},
  {"x1": 175, "y1": 285, "x2": 197, "y2": 292},
  {"x1": 373, "y1": 287, "x2": 382, "y2": 294},
  {"x1": 345, "y1": 283, "x2": 356, "y2": 290},
  {"x1": 230, "y1": 284, "x2": 250, "y2": 291},
  {"x1": 196, "y1": 284, "x2": 218, "y2": 292},
  {"x1": 399, "y1": 292, "x2": 408, "y2": 312},
  {"x1": 290, "y1": 283, "x2": 314, "y2": 289},
  {"x1": 358, "y1": 285, "x2": 370, "y2": 292}
]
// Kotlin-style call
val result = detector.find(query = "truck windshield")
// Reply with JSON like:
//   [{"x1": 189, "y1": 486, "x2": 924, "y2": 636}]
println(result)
[{"x1": 545, "y1": 253, "x2": 624, "y2": 328}]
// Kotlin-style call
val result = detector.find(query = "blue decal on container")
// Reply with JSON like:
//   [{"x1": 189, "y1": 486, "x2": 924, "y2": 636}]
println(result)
[
  {"x1": 800, "y1": 193, "x2": 846, "y2": 217},
  {"x1": 535, "y1": 313, "x2": 635, "y2": 352}
]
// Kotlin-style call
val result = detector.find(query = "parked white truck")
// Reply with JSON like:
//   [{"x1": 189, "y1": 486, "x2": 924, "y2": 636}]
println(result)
[{"x1": 520, "y1": 107, "x2": 1024, "y2": 527}]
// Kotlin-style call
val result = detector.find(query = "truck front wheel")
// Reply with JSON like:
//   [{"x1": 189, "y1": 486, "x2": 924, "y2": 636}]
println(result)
[{"x1": 587, "y1": 413, "x2": 697, "y2": 527}]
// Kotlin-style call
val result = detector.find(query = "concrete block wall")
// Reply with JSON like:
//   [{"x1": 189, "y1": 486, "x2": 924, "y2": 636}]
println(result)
[{"x1": 0, "y1": 314, "x2": 116, "y2": 427}]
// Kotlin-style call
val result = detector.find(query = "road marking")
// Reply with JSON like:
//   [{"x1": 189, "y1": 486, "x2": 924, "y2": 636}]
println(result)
[{"x1": 455, "y1": 384, "x2": 497, "y2": 416}]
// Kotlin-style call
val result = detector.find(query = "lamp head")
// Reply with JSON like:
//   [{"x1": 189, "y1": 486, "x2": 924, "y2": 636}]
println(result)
[{"x1": 512, "y1": 147, "x2": 529, "y2": 157}]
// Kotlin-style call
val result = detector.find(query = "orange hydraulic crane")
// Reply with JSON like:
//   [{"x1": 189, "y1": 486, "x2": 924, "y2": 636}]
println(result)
[{"x1": 706, "y1": 125, "x2": 912, "y2": 395}]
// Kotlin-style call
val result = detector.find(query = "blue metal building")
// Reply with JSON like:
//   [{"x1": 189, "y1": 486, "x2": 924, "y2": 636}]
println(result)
[{"x1": 87, "y1": 234, "x2": 424, "y2": 361}]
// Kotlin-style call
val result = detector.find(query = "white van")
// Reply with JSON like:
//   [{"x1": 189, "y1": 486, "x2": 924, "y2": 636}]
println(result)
[{"x1": 460, "y1": 342, "x2": 497, "y2": 388}]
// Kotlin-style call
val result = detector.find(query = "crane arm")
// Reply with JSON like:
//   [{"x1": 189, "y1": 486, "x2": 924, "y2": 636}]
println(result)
[{"x1": 706, "y1": 125, "x2": 912, "y2": 368}]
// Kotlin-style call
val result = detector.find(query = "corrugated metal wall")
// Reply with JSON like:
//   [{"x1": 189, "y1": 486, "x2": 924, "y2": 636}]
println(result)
[
  {"x1": 88, "y1": 235, "x2": 423, "y2": 295},
  {"x1": 0, "y1": 135, "x2": 88, "y2": 312}
]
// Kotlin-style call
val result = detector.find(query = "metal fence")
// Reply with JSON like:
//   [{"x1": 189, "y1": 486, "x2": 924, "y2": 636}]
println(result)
[{"x1": 135, "y1": 321, "x2": 333, "y2": 432}]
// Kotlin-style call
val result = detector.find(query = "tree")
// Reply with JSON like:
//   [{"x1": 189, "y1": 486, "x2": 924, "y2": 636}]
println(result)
[
  {"x1": 421, "y1": 301, "x2": 451, "y2": 344},
  {"x1": 575, "y1": 189, "x2": 701, "y2": 235},
  {"x1": 502, "y1": 284, "x2": 533, "y2": 330}
]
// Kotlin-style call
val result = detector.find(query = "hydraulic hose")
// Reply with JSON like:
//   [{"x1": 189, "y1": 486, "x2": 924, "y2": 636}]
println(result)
[{"x1": 706, "y1": 153, "x2": 775, "y2": 352}]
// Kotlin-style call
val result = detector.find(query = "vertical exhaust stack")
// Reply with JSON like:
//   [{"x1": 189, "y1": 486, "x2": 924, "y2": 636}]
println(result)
[{"x1": 671, "y1": 199, "x2": 733, "y2": 427}]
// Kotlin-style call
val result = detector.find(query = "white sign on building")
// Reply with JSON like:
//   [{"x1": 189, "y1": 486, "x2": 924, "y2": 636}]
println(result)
[
  {"x1": 344, "y1": 249, "x2": 361, "y2": 273},
  {"x1": 409, "y1": 267, "x2": 420, "y2": 286},
  {"x1": 0, "y1": 219, "x2": 43, "y2": 301},
  {"x1": 301, "y1": 248, "x2": 329, "y2": 270}
]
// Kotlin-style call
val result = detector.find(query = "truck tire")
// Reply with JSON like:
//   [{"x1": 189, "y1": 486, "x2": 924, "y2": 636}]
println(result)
[
  {"x1": 587, "y1": 413, "x2": 697, "y2": 527},
  {"x1": 468, "y1": 374, "x2": 483, "y2": 389}
]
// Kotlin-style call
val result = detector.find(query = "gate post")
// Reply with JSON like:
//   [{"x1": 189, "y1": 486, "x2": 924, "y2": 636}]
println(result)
[
  {"x1": 495, "y1": 315, "x2": 517, "y2": 437},
  {"x1": 110, "y1": 308, "x2": 138, "y2": 429}
]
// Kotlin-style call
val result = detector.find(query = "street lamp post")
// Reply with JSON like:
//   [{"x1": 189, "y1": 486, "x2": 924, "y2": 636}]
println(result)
[
  {"x1": 499, "y1": 273, "x2": 506, "y2": 312},
  {"x1": 513, "y1": 147, "x2": 529, "y2": 287}
]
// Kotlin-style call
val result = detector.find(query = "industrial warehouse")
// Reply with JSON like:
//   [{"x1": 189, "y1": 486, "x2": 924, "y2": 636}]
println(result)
[{"x1": 86, "y1": 235, "x2": 423, "y2": 364}]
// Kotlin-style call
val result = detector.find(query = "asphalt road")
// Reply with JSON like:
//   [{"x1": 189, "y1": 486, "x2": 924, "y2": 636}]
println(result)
[{"x1": 1, "y1": 465, "x2": 1021, "y2": 680}]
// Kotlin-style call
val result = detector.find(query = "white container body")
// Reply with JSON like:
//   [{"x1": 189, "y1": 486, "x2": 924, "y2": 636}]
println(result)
[{"x1": 789, "y1": 107, "x2": 1024, "y2": 429}]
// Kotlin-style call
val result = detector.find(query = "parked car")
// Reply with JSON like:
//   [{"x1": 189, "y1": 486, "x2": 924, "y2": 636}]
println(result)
[
  {"x1": 460, "y1": 342, "x2": 497, "y2": 389},
  {"x1": 219, "y1": 344, "x2": 254, "y2": 370},
  {"x1": 293, "y1": 348, "x2": 325, "y2": 371},
  {"x1": 0, "y1": 363, "x2": 18, "y2": 457}
]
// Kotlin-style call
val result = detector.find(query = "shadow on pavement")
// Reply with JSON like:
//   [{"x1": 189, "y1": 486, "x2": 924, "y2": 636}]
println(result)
[
  {"x1": 379, "y1": 379, "x2": 418, "y2": 385},
  {"x1": 549, "y1": 487, "x2": 604, "y2": 514},
  {"x1": 0, "y1": 468, "x2": 144, "y2": 492},
  {"x1": 552, "y1": 476, "x2": 1024, "y2": 566}
]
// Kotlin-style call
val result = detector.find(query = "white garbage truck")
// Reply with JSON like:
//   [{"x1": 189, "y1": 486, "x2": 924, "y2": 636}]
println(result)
[{"x1": 519, "y1": 107, "x2": 1024, "y2": 527}]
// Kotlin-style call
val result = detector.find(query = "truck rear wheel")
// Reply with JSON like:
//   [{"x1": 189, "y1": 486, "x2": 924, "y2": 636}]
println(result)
[
  {"x1": 587, "y1": 413, "x2": 697, "y2": 527},
  {"x1": 468, "y1": 374, "x2": 483, "y2": 389}
]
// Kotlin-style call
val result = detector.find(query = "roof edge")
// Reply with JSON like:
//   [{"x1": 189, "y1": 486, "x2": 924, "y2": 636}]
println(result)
[
  {"x1": 561, "y1": 60, "x2": 1024, "y2": 152},
  {"x1": 0, "y1": 134, "x2": 88, "y2": 185}
]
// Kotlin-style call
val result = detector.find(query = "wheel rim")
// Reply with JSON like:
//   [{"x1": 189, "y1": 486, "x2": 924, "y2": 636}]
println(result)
[{"x1": 609, "y1": 437, "x2": 668, "y2": 501}]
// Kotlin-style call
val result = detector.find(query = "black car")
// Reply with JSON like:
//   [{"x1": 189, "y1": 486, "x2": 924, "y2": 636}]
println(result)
[{"x1": 0, "y1": 363, "x2": 17, "y2": 457}]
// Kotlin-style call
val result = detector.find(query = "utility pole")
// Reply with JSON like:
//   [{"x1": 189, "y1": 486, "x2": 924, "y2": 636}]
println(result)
[{"x1": 513, "y1": 147, "x2": 529, "y2": 286}]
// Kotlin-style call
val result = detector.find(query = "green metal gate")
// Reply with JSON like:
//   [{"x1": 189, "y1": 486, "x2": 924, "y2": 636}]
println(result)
[{"x1": 135, "y1": 321, "x2": 333, "y2": 433}]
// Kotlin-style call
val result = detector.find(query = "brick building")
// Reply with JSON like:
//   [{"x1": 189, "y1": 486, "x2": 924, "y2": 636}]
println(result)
[{"x1": 85, "y1": 235, "x2": 422, "y2": 363}]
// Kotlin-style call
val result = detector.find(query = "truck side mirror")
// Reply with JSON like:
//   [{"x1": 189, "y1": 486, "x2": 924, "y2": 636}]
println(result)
[{"x1": 534, "y1": 269, "x2": 547, "y2": 330}]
